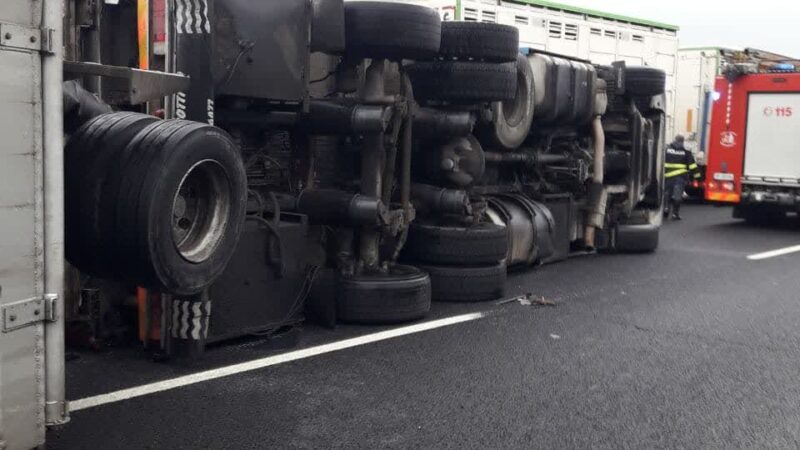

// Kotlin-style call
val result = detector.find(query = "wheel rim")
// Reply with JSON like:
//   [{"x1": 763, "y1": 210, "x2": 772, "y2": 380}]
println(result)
[{"x1": 171, "y1": 160, "x2": 231, "y2": 263}]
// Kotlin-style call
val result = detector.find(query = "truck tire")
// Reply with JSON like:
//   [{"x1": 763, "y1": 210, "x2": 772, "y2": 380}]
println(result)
[
  {"x1": 65, "y1": 114, "x2": 115, "y2": 272},
  {"x1": 344, "y1": 2, "x2": 441, "y2": 60},
  {"x1": 614, "y1": 224, "x2": 660, "y2": 253},
  {"x1": 113, "y1": 119, "x2": 188, "y2": 280},
  {"x1": 337, "y1": 265, "x2": 431, "y2": 324},
  {"x1": 116, "y1": 120, "x2": 247, "y2": 295},
  {"x1": 418, "y1": 262, "x2": 506, "y2": 302},
  {"x1": 478, "y1": 54, "x2": 534, "y2": 150},
  {"x1": 65, "y1": 112, "x2": 158, "y2": 277},
  {"x1": 65, "y1": 113, "x2": 116, "y2": 270},
  {"x1": 408, "y1": 61, "x2": 517, "y2": 103},
  {"x1": 625, "y1": 67, "x2": 666, "y2": 98},
  {"x1": 402, "y1": 222, "x2": 508, "y2": 265},
  {"x1": 613, "y1": 210, "x2": 661, "y2": 253},
  {"x1": 439, "y1": 22, "x2": 519, "y2": 63}
]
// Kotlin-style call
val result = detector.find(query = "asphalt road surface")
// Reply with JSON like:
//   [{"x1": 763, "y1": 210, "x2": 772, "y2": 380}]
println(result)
[{"x1": 49, "y1": 205, "x2": 800, "y2": 449}]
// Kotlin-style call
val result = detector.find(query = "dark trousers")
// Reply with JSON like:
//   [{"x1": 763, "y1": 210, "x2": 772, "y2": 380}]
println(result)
[{"x1": 664, "y1": 176, "x2": 688, "y2": 214}]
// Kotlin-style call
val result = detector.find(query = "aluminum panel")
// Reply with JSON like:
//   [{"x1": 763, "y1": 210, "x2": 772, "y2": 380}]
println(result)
[
  {"x1": 0, "y1": 207, "x2": 38, "y2": 301},
  {"x1": 0, "y1": 3, "x2": 46, "y2": 447},
  {"x1": 0, "y1": 50, "x2": 37, "y2": 102},
  {"x1": 2, "y1": 0, "x2": 42, "y2": 28}
]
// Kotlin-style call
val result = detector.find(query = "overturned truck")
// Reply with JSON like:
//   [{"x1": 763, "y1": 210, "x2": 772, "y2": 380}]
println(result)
[
  {"x1": 61, "y1": 1, "x2": 666, "y2": 339},
  {"x1": 1, "y1": 0, "x2": 667, "y2": 445}
]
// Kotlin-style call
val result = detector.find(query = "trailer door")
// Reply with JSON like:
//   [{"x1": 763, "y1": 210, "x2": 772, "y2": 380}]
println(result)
[
  {"x1": 0, "y1": 2, "x2": 50, "y2": 449},
  {"x1": 744, "y1": 93, "x2": 800, "y2": 183}
]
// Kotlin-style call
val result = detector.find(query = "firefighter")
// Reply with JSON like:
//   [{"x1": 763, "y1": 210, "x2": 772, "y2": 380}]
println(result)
[{"x1": 663, "y1": 135, "x2": 700, "y2": 220}]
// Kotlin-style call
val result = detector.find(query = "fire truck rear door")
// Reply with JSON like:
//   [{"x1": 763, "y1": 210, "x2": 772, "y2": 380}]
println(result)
[{"x1": 744, "y1": 93, "x2": 800, "y2": 184}]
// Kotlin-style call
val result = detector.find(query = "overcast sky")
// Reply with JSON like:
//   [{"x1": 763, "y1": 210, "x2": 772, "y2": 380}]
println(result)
[{"x1": 562, "y1": 0, "x2": 800, "y2": 58}]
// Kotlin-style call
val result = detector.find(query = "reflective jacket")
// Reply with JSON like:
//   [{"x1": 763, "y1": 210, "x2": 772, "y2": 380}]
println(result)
[{"x1": 664, "y1": 145, "x2": 700, "y2": 179}]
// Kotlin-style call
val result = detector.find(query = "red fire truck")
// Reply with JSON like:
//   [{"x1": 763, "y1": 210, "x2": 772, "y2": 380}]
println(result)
[{"x1": 705, "y1": 66, "x2": 800, "y2": 222}]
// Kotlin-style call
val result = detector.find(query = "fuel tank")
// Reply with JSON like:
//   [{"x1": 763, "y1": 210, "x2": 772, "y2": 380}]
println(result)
[
  {"x1": 528, "y1": 53, "x2": 597, "y2": 126},
  {"x1": 486, "y1": 194, "x2": 556, "y2": 267}
]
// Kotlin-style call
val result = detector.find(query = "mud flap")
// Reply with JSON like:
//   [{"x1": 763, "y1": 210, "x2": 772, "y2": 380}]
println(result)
[{"x1": 173, "y1": 0, "x2": 214, "y2": 124}]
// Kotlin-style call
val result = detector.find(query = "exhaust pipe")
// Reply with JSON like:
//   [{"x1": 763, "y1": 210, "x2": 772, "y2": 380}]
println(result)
[{"x1": 584, "y1": 116, "x2": 607, "y2": 249}]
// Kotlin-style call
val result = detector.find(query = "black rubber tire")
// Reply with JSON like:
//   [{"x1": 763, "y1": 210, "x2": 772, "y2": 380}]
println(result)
[
  {"x1": 337, "y1": 265, "x2": 431, "y2": 324},
  {"x1": 418, "y1": 262, "x2": 506, "y2": 303},
  {"x1": 65, "y1": 114, "x2": 114, "y2": 271},
  {"x1": 408, "y1": 61, "x2": 517, "y2": 103},
  {"x1": 614, "y1": 210, "x2": 661, "y2": 253},
  {"x1": 625, "y1": 67, "x2": 666, "y2": 98},
  {"x1": 116, "y1": 120, "x2": 247, "y2": 295},
  {"x1": 62, "y1": 80, "x2": 113, "y2": 134},
  {"x1": 402, "y1": 222, "x2": 508, "y2": 265},
  {"x1": 614, "y1": 225, "x2": 660, "y2": 253},
  {"x1": 65, "y1": 112, "x2": 159, "y2": 277},
  {"x1": 478, "y1": 54, "x2": 534, "y2": 150},
  {"x1": 114, "y1": 119, "x2": 188, "y2": 282},
  {"x1": 439, "y1": 22, "x2": 519, "y2": 63},
  {"x1": 344, "y1": 1, "x2": 441, "y2": 60}
]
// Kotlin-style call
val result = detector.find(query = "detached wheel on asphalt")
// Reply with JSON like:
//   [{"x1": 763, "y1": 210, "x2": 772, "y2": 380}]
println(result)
[
  {"x1": 613, "y1": 209, "x2": 661, "y2": 253},
  {"x1": 116, "y1": 120, "x2": 247, "y2": 295},
  {"x1": 439, "y1": 22, "x2": 519, "y2": 63},
  {"x1": 408, "y1": 61, "x2": 517, "y2": 103},
  {"x1": 625, "y1": 67, "x2": 666, "y2": 98},
  {"x1": 402, "y1": 222, "x2": 508, "y2": 265},
  {"x1": 418, "y1": 262, "x2": 506, "y2": 303},
  {"x1": 337, "y1": 265, "x2": 432, "y2": 324},
  {"x1": 65, "y1": 112, "x2": 159, "y2": 276},
  {"x1": 478, "y1": 54, "x2": 534, "y2": 150},
  {"x1": 344, "y1": 1, "x2": 441, "y2": 60}
]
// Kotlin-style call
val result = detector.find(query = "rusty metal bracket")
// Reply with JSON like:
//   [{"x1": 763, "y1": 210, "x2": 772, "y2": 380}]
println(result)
[
  {"x1": 64, "y1": 61, "x2": 190, "y2": 105},
  {"x1": 0, "y1": 22, "x2": 54, "y2": 54},
  {"x1": 2, "y1": 294, "x2": 58, "y2": 332}
]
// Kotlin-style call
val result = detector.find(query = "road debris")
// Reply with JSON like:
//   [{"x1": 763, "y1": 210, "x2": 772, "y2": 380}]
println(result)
[{"x1": 497, "y1": 293, "x2": 557, "y2": 307}]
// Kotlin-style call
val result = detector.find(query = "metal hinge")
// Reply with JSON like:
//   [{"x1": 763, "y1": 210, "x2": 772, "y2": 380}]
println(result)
[
  {"x1": 2, "y1": 294, "x2": 58, "y2": 332},
  {"x1": 0, "y1": 22, "x2": 55, "y2": 54}
]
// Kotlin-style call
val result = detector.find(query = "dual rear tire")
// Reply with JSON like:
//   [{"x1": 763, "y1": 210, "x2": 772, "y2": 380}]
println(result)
[
  {"x1": 401, "y1": 222, "x2": 509, "y2": 303},
  {"x1": 65, "y1": 113, "x2": 247, "y2": 295},
  {"x1": 343, "y1": 1, "x2": 441, "y2": 60},
  {"x1": 337, "y1": 265, "x2": 432, "y2": 324},
  {"x1": 407, "y1": 22, "x2": 520, "y2": 104}
]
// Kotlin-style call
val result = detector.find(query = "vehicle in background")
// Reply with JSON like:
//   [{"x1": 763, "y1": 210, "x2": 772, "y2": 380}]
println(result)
[
  {"x1": 705, "y1": 63, "x2": 800, "y2": 223},
  {"x1": 674, "y1": 47, "x2": 798, "y2": 199}
]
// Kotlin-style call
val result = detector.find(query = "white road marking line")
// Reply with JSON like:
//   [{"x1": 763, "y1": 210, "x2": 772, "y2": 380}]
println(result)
[
  {"x1": 70, "y1": 312, "x2": 487, "y2": 412},
  {"x1": 747, "y1": 244, "x2": 800, "y2": 261}
]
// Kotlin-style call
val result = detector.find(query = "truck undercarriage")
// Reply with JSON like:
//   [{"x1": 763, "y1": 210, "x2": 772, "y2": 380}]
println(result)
[{"x1": 57, "y1": 0, "x2": 666, "y2": 350}]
